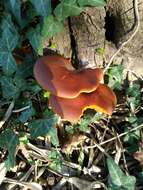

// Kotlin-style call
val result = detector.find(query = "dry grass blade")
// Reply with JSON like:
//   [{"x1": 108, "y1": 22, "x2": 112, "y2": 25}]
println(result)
[
  {"x1": 0, "y1": 100, "x2": 14, "y2": 129},
  {"x1": 0, "y1": 163, "x2": 7, "y2": 185},
  {"x1": 26, "y1": 142, "x2": 50, "y2": 161},
  {"x1": 52, "y1": 178, "x2": 67, "y2": 190},
  {"x1": 3, "y1": 178, "x2": 42, "y2": 190},
  {"x1": 67, "y1": 177, "x2": 108, "y2": 190},
  {"x1": 12, "y1": 105, "x2": 30, "y2": 113},
  {"x1": 72, "y1": 123, "x2": 143, "y2": 150}
]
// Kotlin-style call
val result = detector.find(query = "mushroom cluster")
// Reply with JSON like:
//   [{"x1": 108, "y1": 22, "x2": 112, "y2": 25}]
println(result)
[{"x1": 34, "y1": 55, "x2": 117, "y2": 122}]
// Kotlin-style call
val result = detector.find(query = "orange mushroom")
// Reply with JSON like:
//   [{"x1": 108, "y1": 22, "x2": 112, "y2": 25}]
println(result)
[
  {"x1": 49, "y1": 84, "x2": 117, "y2": 123},
  {"x1": 34, "y1": 55, "x2": 103, "y2": 98}
]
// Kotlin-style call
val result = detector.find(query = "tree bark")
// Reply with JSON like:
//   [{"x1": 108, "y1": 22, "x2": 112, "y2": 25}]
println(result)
[{"x1": 47, "y1": 0, "x2": 143, "y2": 80}]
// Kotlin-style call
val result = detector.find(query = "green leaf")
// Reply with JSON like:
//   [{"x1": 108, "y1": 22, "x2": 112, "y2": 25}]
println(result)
[
  {"x1": 29, "y1": 15, "x2": 64, "y2": 55},
  {"x1": 27, "y1": 82, "x2": 42, "y2": 95},
  {"x1": 13, "y1": 76, "x2": 27, "y2": 91},
  {"x1": 48, "y1": 127, "x2": 59, "y2": 146},
  {"x1": 123, "y1": 117, "x2": 141, "y2": 151},
  {"x1": 18, "y1": 103, "x2": 36, "y2": 123},
  {"x1": 21, "y1": 2, "x2": 38, "y2": 28},
  {"x1": 0, "y1": 52, "x2": 17, "y2": 76},
  {"x1": 0, "y1": 76, "x2": 20, "y2": 99},
  {"x1": 65, "y1": 113, "x2": 102, "y2": 134},
  {"x1": 43, "y1": 91, "x2": 51, "y2": 98},
  {"x1": 27, "y1": 25, "x2": 43, "y2": 55},
  {"x1": 30, "y1": 0, "x2": 51, "y2": 16},
  {"x1": 97, "y1": 47, "x2": 105, "y2": 56},
  {"x1": 78, "y1": 0, "x2": 106, "y2": 7},
  {"x1": 78, "y1": 112, "x2": 102, "y2": 132},
  {"x1": 136, "y1": 171, "x2": 143, "y2": 185},
  {"x1": 36, "y1": 15, "x2": 64, "y2": 54},
  {"x1": 0, "y1": 129, "x2": 19, "y2": 170},
  {"x1": 16, "y1": 54, "x2": 34, "y2": 78},
  {"x1": 54, "y1": 0, "x2": 83, "y2": 21},
  {"x1": 0, "y1": 29, "x2": 19, "y2": 51},
  {"x1": 42, "y1": 15, "x2": 64, "y2": 39},
  {"x1": 4, "y1": 0, "x2": 22, "y2": 24},
  {"x1": 28, "y1": 116, "x2": 58, "y2": 139},
  {"x1": 78, "y1": 150, "x2": 84, "y2": 167},
  {"x1": 1, "y1": 14, "x2": 18, "y2": 37},
  {"x1": 0, "y1": 16, "x2": 19, "y2": 75},
  {"x1": 107, "y1": 158, "x2": 136, "y2": 190},
  {"x1": 107, "y1": 65, "x2": 124, "y2": 90},
  {"x1": 19, "y1": 135, "x2": 29, "y2": 145},
  {"x1": 126, "y1": 83, "x2": 141, "y2": 111},
  {"x1": 48, "y1": 150, "x2": 62, "y2": 172},
  {"x1": 65, "y1": 125, "x2": 75, "y2": 134}
]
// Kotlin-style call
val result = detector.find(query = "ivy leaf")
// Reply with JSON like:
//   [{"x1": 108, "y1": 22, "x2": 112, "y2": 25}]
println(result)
[
  {"x1": 48, "y1": 150, "x2": 62, "y2": 172},
  {"x1": 0, "y1": 52, "x2": 17, "y2": 76},
  {"x1": 28, "y1": 15, "x2": 64, "y2": 55},
  {"x1": 0, "y1": 129, "x2": 19, "y2": 170},
  {"x1": 78, "y1": 0, "x2": 106, "y2": 7},
  {"x1": 16, "y1": 54, "x2": 34, "y2": 78},
  {"x1": 28, "y1": 110, "x2": 59, "y2": 146},
  {"x1": 18, "y1": 102, "x2": 36, "y2": 123},
  {"x1": 48, "y1": 127, "x2": 59, "y2": 146},
  {"x1": 26, "y1": 81, "x2": 42, "y2": 95},
  {"x1": 28, "y1": 116, "x2": 58, "y2": 139},
  {"x1": 30, "y1": 0, "x2": 51, "y2": 16},
  {"x1": 4, "y1": 0, "x2": 22, "y2": 24},
  {"x1": 21, "y1": 2, "x2": 38, "y2": 28},
  {"x1": 1, "y1": 14, "x2": 18, "y2": 36},
  {"x1": 78, "y1": 112, "x2": 102, "y2": 132},
  {"x1": 27, "y1": 25, "x2": 43, "y2": 55},
  {"x1": 1, "y1": 29, "x2": 19, "y2": 51},
  {"x1": 13, "y1": 76, "x2": 27, "y2": 91},
  {"x1": 0, "y1": 76, "x2": 20, "y2": 99},
  {"x1": 78, "y1": 150, "x2": 84, "y2": 167},
  {"x1": 107, "y1": 65, "x2": 124, "y2": 90},
  {"x1": 54, "y1": 0, "x2": 83, "y2": 21},
  {"x1": 126, "y1": 83, "x2": 141, "y2": 112},
  {"x1": 0, "y1": 16, "x2": 19, "y2": 75},
  {"x1": 107, "y1": 158, "x2": 136, "y2": 190},
  {"x1": 42, "y1": 15, "x2": 64, "y2": 39},
  {"x1": 123, "y1": 117, "x2": 142, "y2": 152}
]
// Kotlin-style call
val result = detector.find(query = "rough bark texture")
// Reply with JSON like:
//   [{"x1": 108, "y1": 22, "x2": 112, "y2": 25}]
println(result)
[
  {"x1": 70, "y1": 7, "x2": 106, "y2": 68},
  {"x1": 52, "y1": 20, "x2": 72, "y2": 59},
  {"x1": 105, "y1": 0, "x2": 143, "y2": 80},
  {"x1": 47, "y1": 0, "x2": 143, "y2": 80}
]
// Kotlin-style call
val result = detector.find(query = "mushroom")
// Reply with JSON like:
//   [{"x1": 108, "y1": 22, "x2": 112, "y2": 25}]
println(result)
[
  {"x1": 49, "y1": 84, "x2": 117, "y2": 123},
  {"x1": 34, "y1": 55, "x2": 103, "y2": 98}
]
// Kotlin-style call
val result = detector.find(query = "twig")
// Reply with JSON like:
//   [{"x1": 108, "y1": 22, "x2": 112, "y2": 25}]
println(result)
[
  {"x1": 26, "y1": 142, "x2": 50, "y2": 159},
  {"x1": 125, "y1": 68, "x2": 143, "y2": 80},
  {"x1": 100, "y1": 123, "x2": 143, "y2": 146},
  {"x1": 12, "y1": 105, "x2": 30, "y2": 113},
  {"x1": 72, "y1": 123, "x2": 143, "y2": 150},
  {"x1": 104, "y1": 0, "x2": 140, "y2": 73},
  {"x1": 0, "y1": 100, "x2": 15, "y2": 129},
  {"x1": 92, "y1": 142, "x2": 110, "y2": 157},
  {"x1": 3, "y1": 177, "x2": 42, "y2": 190}
]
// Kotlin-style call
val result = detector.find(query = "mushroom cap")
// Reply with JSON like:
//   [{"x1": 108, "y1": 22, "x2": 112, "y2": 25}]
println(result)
[
  {"x1": 34, "y1": 55, "x2": 103, "y2": 98},
  {"x1": 49, "y1": 84, "x2": 117, "y2": 123}
]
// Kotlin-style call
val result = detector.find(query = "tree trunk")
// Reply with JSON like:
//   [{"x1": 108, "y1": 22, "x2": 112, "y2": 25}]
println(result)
[{"x1": 47, "y1": 0, "x2": 143, "y2": 80}]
